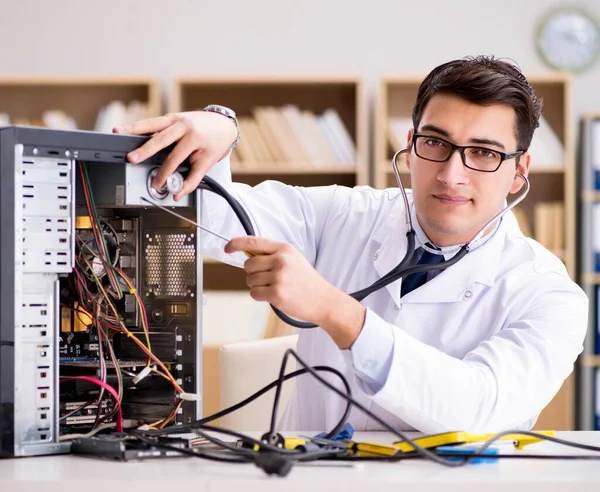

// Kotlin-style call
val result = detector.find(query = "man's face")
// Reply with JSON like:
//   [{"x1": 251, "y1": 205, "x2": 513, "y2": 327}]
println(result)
[{"x1": 405, "y1": 93, "x2": 530, "y2": 246}]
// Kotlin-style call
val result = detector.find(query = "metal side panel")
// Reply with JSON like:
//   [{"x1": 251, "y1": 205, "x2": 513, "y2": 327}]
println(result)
[
  {"x1": 0, "y1": 128, "x2": 16, "y2": 457},
  {"x1": 12, "y1": 145, "x2": 72, "y2": 456}
]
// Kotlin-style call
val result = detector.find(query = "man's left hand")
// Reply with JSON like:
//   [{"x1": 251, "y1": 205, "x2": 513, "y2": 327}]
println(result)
[{"x1": 224, "y1": 236, "x2": 335, "y2": 326}]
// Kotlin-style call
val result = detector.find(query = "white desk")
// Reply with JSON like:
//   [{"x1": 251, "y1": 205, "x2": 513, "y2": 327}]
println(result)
[{"x1": 2, "y1": 431, "x2": 600, "y2": 492}]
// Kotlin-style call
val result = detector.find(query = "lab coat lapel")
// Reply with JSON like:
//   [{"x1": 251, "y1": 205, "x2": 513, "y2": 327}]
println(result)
[
  {"x1": 403, "y1": 221, "x2": 506, "y2": 304},
  {"x1": 371, "y1": 203, "x2": 410, "y2": 305},
  {"x1": 372, "y1": 204, "x2": 507, "y2": 305}
]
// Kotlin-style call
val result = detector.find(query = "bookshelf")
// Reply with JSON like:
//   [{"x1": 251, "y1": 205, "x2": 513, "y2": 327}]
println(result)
[
  {"x1": 0, "y1": 77, "x2": 161, "y2": 131},
  {"x1": 172, "y1": 76, "x2": 368, "y2": 292},
  {"x1": 375, "y1": 74, "x2": 576, "y2": 430},
  {"x1": 577, "y1": 114, "x2": 600, "y2": 431}
]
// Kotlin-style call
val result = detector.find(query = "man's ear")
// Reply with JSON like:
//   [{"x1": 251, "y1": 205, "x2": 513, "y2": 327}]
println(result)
[
  {"x1": 405, "y1": 128, "x2": 414, "y2": 171},
  {"x1": 509, "y1": 152, "x2": 531, "y2": 194}
]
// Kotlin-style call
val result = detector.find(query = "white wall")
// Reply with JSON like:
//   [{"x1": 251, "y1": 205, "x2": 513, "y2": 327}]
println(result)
[{"x1": 1, "y1": 0, "x2": 599, "y2": 118}]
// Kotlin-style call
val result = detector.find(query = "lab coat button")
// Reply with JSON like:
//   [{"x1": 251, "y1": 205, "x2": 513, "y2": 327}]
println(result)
[
  {"x1": 394, "y1": 304, "x2": 400, "y2": 311},
  {"x1": 363, "y1": 359, "x2": 375, "y2": 369},
  {"x1": 464, "y1": 290, "x2": 472, "y2": 299},
  {"x1": 373, "y1": 252, "x2": 380, "y2": 261}
]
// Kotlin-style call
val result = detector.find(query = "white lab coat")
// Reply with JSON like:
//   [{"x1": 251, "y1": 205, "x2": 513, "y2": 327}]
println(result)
[{"x1": 201, "y1": 157, "x2": 588, "y2": 433}]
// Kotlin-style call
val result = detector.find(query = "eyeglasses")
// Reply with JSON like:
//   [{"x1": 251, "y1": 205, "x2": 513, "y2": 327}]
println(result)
[{"x1": 412, "y1": 134, "x2": 524, "y2": 173}]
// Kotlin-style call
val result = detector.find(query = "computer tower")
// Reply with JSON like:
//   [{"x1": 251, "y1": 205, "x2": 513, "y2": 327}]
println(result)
[{"x1": 0, "y1": 126, "x2": 203, "y2": 457}]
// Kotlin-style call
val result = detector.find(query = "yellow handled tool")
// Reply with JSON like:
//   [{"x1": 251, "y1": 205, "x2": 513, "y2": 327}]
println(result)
[
  {"x1": 307, "y1": 437, "x2": 400, "y2": 457},
  {"x1": 393, "y1": 430, "x2": 556, "y2": 453}
]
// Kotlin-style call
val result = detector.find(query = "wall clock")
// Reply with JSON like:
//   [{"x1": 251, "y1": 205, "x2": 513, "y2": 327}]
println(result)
[{"x1": 537, "y1": 7, "x2": 600, "y2": 72}]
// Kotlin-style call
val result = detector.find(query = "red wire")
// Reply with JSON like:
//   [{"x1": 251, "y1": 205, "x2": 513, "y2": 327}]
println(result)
[{"x1": 60, "y1": 376, "x2": 123, "y2": 432}]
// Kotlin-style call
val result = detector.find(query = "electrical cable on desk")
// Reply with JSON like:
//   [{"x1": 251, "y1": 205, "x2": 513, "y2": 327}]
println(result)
[
  {"x1": 129, "y1": 346, "x2": 600, "y2": 476},
  {"x1": 132, "y1": 349, "x2": 466, "y2": 475},
  {"x1": 138, "y1": 365, "x2": 352, "y2": 440},
  {"x1": 129, "y1": 364, "x2": 355, "y2": 475}
]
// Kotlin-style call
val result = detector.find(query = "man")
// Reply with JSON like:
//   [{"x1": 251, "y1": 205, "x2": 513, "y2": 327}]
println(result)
[{"x1": 115, "y1": 55, "x2": 587, "y2": 433}]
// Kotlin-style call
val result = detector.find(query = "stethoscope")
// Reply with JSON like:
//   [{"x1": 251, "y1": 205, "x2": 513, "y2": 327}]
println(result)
[
  {"x1": 264, "y1": 147, "x2": 530, "y2": 329},
  {"x1": 160, "y1": 148, "x2": 530, "y2": 329}
]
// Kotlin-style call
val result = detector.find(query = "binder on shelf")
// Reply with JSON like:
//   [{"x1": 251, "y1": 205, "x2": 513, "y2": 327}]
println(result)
[
  {"x1": 593, "y1": 203, "x2": 600, "y2": 272},
  {"x1": 580, "y1": 116, "x2": 600, "y2": 430},
  {"x1": 595, "y1": 367, "x2": 600, "y2": 430},
  {"x1": 597, "y1": 286, "x2": 600, "y2": 355},
  {"x1": 592, "y1": 119, "x2": 600, "y2": 189}
]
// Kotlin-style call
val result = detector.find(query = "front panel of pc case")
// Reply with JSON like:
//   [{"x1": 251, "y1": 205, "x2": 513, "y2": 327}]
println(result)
[{"x1": 0, "y1": 126, "x2": 203, "y2": 457}]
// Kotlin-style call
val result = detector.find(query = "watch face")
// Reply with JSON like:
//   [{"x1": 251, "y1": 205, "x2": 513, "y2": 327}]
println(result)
[{"x1": 537, "y1": 8, "x2": 600, "y2": 72}]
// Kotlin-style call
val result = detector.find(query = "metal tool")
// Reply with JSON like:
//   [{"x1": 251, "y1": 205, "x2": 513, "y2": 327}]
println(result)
[{"x1": 140, "y1": 196, "x2": 255, "y2": 257}]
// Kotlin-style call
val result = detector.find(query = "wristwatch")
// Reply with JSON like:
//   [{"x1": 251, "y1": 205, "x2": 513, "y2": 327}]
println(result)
[{"x1": 202, "y1": 104, "x2": 241, "y2": 156}]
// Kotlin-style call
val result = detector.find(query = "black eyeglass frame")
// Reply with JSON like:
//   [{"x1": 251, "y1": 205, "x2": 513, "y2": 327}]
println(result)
[{"x1": 411, "y1": 133, "x2": 524, "y2": 173}]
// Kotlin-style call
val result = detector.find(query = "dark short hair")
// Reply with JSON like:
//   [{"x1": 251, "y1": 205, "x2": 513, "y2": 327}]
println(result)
[{"x1": 412, "y1": 55, "x2": 543, "y2": 151}]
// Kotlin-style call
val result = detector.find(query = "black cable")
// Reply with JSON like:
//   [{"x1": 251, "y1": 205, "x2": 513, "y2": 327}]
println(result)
[
  {"x1": 266, "y1": 349, "x2": 466, "y2": 467},
  {"x1": 138, "y1": 347, "x2": 476, "y2": 467},
  {"x1": 139, "y1": 366, "x2": 351, "y2": 441},
  {"x1": 132, "y1": 346, "x2": 600, "y2": 474},
  {"x1": 197, "y1": 175, "x2": 466, "y2": 329},
  {"x1": 130, "y1": 432, "x2": 252, "y2": 463},
  {"x1": 267, "y1": 347, "x2": 351, "y2": 440},
  {"x1": 473, "y1": 428, "x2": 600, "y2": 455},
  {"x1": 132, "y1": 422, "x2": 346, "y2": 478},
  {"x1": 135, "y1": 348, "x2": 465, "y2": 468},
  {"x1": 184, "y1": 423, "x2": 301, "y2": 456}
]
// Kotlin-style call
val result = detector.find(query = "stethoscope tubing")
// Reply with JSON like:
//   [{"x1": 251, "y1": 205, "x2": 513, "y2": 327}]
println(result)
[{"x1": 199, "y1": 147, "x2": 530, "y2": 329}]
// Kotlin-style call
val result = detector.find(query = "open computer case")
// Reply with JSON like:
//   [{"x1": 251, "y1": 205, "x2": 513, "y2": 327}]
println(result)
[{"x1": 0, "y1": 126, "x2": 203, "y2": 457}]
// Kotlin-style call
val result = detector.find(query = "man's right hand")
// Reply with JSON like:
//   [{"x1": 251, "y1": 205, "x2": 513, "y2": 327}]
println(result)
[{"x1": 113, "y1": 111, "x2": 238, "y2": 201}]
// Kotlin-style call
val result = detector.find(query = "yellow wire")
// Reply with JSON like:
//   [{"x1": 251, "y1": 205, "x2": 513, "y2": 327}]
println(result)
[
  {"x1": 111, "y1": 267, "x2": 153, "y2": 367},
  {"x1": 147, "y1": 400, "x2": 183, "y2": 429},
  {"x1": 75, "y1": 231, "x2": 185, "y2": 430},
  {"x1": 79, "y1": 255, "x2": 183, "y2": 393},
  {"x1": 76, "y1": 239, "x2": 153, "y2": 365}
]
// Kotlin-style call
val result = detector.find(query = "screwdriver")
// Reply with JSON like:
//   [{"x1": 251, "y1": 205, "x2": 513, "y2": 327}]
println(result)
[{"x1": 139, "y1": 196, "x2": 256, "y2": 257}]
